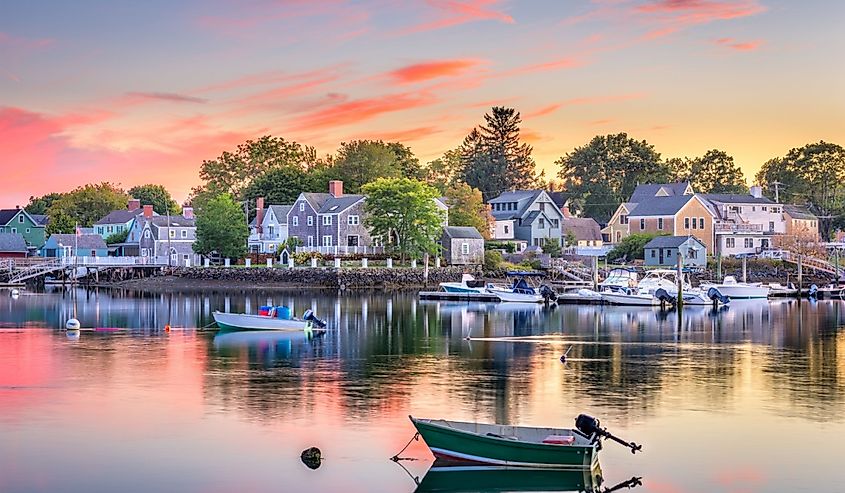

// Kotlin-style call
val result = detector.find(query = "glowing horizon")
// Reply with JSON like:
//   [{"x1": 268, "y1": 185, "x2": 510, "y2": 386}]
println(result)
[{"x1": 1, "y1": 0, "x2": 843, "y2": 206}]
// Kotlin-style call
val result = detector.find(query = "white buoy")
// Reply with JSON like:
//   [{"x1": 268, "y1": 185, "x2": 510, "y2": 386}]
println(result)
[
  {"x1": 66, "y1": 318, "x2": 81, "y2": 331},
  {"x1": 10, "y1": 288, "x2": 20, "y2": 299}
]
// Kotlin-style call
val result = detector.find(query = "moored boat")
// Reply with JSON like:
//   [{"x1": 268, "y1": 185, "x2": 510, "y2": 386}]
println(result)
[
  {"x1": 485, "y1": 271, "x2": 554, "y2": 303},
  {"x1": 212, "y1": 309, "x2": 326, "y2": 332},
  {"x1": 409, "y1": 414, "x2": 640, "y2": 470},
  {"x1": 414, "y1": 461, "x2": 604, "y2": 492},
  {"x1": 439, "y1": 274, "x2": 488, "y2": 294},
  {"x1": 699, "y1": 276, "x2": 770, "y2": 299},
  {"x1": 600, "y1": 288, "x2": 662, "y2": 306}
]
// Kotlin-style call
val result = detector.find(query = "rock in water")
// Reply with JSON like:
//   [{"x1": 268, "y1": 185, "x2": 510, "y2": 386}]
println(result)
[{"x1": 300, "y1": 447, "x2": 322, "y2": 470}]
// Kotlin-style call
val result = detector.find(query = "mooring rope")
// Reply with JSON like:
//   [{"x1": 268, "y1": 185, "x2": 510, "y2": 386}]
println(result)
[{"x1": 389, "y1": 431, "x2": 420, "y2": 462}]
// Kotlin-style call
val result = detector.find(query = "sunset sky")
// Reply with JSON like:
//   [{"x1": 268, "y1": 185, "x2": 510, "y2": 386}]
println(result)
[{"x1": 1, "y1": 0, "x2": 843, "y2": 206}]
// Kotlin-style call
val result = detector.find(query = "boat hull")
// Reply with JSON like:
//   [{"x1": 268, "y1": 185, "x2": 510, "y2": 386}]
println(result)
[
  {"x1": 415, "y1": 461, "x2": 603, "y2": 493},
  {"x1": 699, "y1": 284, "x2": 769, "y2": 299},
  {"x1": 212, "y1": 311, "x2": 314, "y2": 331},
  {"x1": 486, "y1": 288, "x2": 543, "y2": 303},
  {"x1": 411, "y1": 417, "x2": 598, "y2": 469},
  {"x1": 600, "y1": 293, "x2": 660, "y2": 306}
]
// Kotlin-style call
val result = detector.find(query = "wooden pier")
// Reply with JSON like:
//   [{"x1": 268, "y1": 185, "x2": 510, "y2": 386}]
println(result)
[{"x1": 418, "y1": 291, "x2": 502, "y2": 302}]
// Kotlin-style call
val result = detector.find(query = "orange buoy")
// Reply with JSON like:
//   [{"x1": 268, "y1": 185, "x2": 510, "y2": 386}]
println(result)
[{"x1": 165, "y1": 324, "x2": 171, "y2": 332}]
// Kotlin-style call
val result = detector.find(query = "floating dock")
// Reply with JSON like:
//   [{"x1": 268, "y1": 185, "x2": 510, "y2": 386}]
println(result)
[
  {"x1": 556, "y1": 293, "x2": 605, "y2": 305},
  {"x1": 418, "y1": 291, "x2": 501, "y2": 302}
]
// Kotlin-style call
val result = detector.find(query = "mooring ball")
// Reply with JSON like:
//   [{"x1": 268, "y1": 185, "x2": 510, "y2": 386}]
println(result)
[
  {"x1": 66, "y1": 318, "x2": 81, "y2": 330},
  {"x1": 300, "y1": 447, "x2": 322, "y2": 470}
]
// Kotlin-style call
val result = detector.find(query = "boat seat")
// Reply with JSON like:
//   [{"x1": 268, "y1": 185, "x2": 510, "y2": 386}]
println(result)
[{"x1": 542, "y1": 435, "x2": 576, "y2": 445}]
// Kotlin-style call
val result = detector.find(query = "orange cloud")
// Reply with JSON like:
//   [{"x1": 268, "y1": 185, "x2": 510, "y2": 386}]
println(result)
[
  {"x1": 389, "y1": 59, "x2": 482, "y2": 84},
  {"x1": 292, "y1": 92, "x2": 438, "y2": 131},
  {"x1": 524, "y1": 93, "x2": 646, "y2": 119},
  {"x1": 714, "y1": 37, "x2": 764, "y2": 51},
  {"x1": 123, "y1": 92, "x2": 208, "y2": 104},
  {"x1": 364, "y1": 126, "x2": 443, "y2": 142},
  {"x1": 397, "y1": 0, "x2": 514, "y2": 34},
  {"x1": 636, "y1": 0, "x2": 766, "y2": 38}
]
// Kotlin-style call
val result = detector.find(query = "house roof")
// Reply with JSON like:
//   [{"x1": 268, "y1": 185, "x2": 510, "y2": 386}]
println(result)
[
  {"x1": 548, "y1": 191, "x2": 572, "y2": 209},
  {"x1": 783, "y1": 205, "x2": 816, "y2": 220},
  {"x1": 301, "y1": 193, "x2": 364, "y2": 214},
  {"x1": 251, "y1": 205, "x2": 294, "y2": 227},
  {"x1": 700, "y1": 194, "x2": 774, "y2": 205},
  {"x1": 148, "y1": 215, "x2": 196, "y2": 229},
  {"x1": 644, "y1": 235, "x2": 705, "y2": 249},
  {"x1": 489, "y1": 190, "x2": 545, "y2": 220},
  {"x1": 562, "y1": 217, "x2": 602, "y2": 241},
  {"x1": 443, "y1": 226, "x2": 484, "y2": 240},
  {"x1": 95, "y1": 208, "x2": 143, "y2": 225},
  {"x1": 30, "y1": 214, "x2": 49, "y2": 225},
  {"x1": 47, "y1": 234, "x2": 108, "y2": 250},
  {"x1": 0, "y1": 208, "x2": 36, "y2": 225},
  {"x1": 0, "y1": 233, "x2": 28, "y2": 252},
  {"x1": 627, "y1": 195, "x2": 694, "y2": 217},
  {"x1": 630, "y1": 182, "x2": 691, "y2": 201}
]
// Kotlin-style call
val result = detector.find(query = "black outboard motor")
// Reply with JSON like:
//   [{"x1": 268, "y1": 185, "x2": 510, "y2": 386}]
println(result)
[
  {"x1": 808, "y1": 284, "x2": 818, "y2": 299},
  {"x1": 539, "y1": 284, "x2": 557, "y2": 303},
  {"x1": 302, "y1": 309, "x2": 327, "y2": 328},
  {"x1": 707, "y1": 287, "x2": 730, "y2": 305},
  {"x1": 575, "y1": 414, "x2": 642, "y2": 454},
  {"x1": 654, "y1": 288, "x2": 675, "y2": 304}
]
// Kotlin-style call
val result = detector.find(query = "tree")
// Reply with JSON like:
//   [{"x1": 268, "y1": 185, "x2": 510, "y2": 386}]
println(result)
[
  {"x1": 607, "y1": 233, "x2": 666, "y2": 262},
  {"x1": 193, "y1": 193, "x2": 249, "y2": 260},
  {"x1": 331, "y1": 140, "x2": 406, "y2": 194},
  {"x1": 388, "y1": 142, "x2": 423, "y2": 180},
  {"x1": 444, "y1": 183, "x2": 493, "y2": 239},
  {"x1": 362, "y1": 178, "x2": 445, "y2": 263},
  {"x1": 128, "y1": 184, "x2": 180, "y2": 214},
  {"x1": 25, "y1": 192, "x2": 64, "y2": 215},
  {"x1": 461, "y1": 107, "x2": 538, "y2": 201},
  {"x1": 241, "y1": 166, "x2": 312, "y2": 218},
  {"x1": 105, "y1": 230, "x2": 129, "y2": 245},
  {"x1": 564, "y1": 230, "x2": 577, "y2": 248},
  {"x1": 46, "y1": 211, "x2": 75, "y2": 235},
  {"x1": 46, "y1": 183, "x2": 128, "y2": 229},
  {"x1": 556, "y1": 133, "x2": 670, "y2": 223},
  {"x1": 673, "y1": 150, "x2": 747, "y2": 194},
  {"x1": 756, "y1": 141, "x2": 845, "y2": 240},
  {"x1": 543, "y1": 238, "x2": 562, "y2": 257},
  {"x1": 423, "y1": 148, "x2": 462, "y2": 194},
  {"x1": 199, "y1": 136, "x2": 318, "y2": 198}
]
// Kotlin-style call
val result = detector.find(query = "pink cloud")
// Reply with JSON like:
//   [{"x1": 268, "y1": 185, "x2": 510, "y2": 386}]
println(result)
[
  {"x1": 496, "y1": 57, "x2": 584, "y2": 78},
  {"x1": 524, "y1": 93, "x2": 645, "y2": 118},
  {"x1": 388, "y1": 59, "x2": 482, "y2": 84},
  {"x1": 123, "y1": 92, "x2": 208, "y2": 104},
  {"x1": 292, "y1": 92, "x2": 438, "y2": 132},
  {"x1": 0, "y1": 32, "x2": 54, "y2": 49},
  {"x1": 363, "y1": 126, "x2": 443, "y2": 142},
  {"x1": 396, "y1": 0, "x2": 514, "y2": 35},
  {"x1": 714, "y1": 37, "x2": 764, "y2": 51},
  {"x1": 636, "y1": 0, "x2": 766, "y2": 38}
]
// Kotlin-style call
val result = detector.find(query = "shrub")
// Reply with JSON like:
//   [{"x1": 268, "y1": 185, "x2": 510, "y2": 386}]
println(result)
[
  {"x1": 607, "y1": 233, "x2": 666, "y2": 262},
  {"x1": 484, "y1": 250, "x2": 504, "y2": 271}
]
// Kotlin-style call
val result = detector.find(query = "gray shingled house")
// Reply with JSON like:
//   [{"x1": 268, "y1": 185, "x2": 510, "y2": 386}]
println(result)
[{"x1": 442, "y1": 226, "x2": 485, "y2": 266}]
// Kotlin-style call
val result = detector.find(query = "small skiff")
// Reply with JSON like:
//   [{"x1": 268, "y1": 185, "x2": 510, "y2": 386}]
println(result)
[
  {"x1": 414, "y1": 461, "x2": 604, "y2": 492},
  {"x1": 212, "y1": 310, "x2": 326, "y2": 332}
]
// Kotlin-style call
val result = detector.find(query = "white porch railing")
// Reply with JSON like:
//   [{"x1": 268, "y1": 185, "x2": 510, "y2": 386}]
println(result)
[
  {"x1": 714, "y1": 222, "x2": 764, "y2": 233},
  {"x1": 59, "y1": 256, "x2": 170, "y2": 266},
  {"x1": 296, "y1": 246, "x2": 385, "y2": 255}
]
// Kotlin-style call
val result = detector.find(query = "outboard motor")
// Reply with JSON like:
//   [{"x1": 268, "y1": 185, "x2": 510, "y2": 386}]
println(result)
[
  {"x1": 654, "y1": 288, "x2": 675, "y2": 305},
  {"x1": 808, "y1": 284, "x2": 818, "y2": 299},
  {"x1": 539, "y1": 284, "x2": 557, "y2": 303},
  {"x1": 707, "y1": 287, "x2": 731, "y2": 305},
  {"x1": 575, "y1": 414, "x2": 642, "y2": 454},
  {"x1": 302, "y1": 309, "x2": 327, "y2": 328}
]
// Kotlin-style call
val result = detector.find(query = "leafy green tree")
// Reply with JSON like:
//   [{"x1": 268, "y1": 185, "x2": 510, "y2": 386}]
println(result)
[
  {"x1": 461, "y1": 107, "x2": 537, "y2": 201},
  {"x1": 199, "y1": 136, "x2": 318, "y2": 198},
  {"x1": 543, "y1": 238, "x2": 562, "y2": 257},
  {"x1": 362, "y1": 178, "x2": 445, "y2": 262},
  {"x1": 444, "y1": 182, "x2": 493, "y2": 239},
  {"x1": 672, "y1": 149, "x2": 747, "y2": 194},
  {"x1": 25, "y1": 192, "x2": 64, "y2": 215},
  {"x1": 105, "y1": 230, "x2": 129, "y2": 245},
  {"x1": 331, "y1": 140, "x2": 407, "y2": 193},
  {"x1": 46, "y1": 211, "x2": 75, "y2": 235},
  {"x1": 756, "y1": 141, "x2": 845, "y2": 240},
  {"x1": 193, "y1": 193, "x2": 249, "y2": 260},
  {"x1": 556, "y1": 133, "x2": 670, "y2": 223},
  {"x1": 128, "y1": 184, "x2": 180, "y2": 214},
  {"x1": 607, "y1": 233, "x2": 665, "y2": 262},
  {"x1": 564, "y1": 230, "x2": 577, "y2": 248},
  {"x1": 241, "y1": 166, "x2": 312, "y2": 218},
  {"x1": 46, "y1": 183, "x2": 128, "y2": 229},
  {"x1": 388, "y1": 142, "x2": 423, "y2": 180},
  {"x1": 423, "y1": 149, "x2": 462, "y2": 193}
]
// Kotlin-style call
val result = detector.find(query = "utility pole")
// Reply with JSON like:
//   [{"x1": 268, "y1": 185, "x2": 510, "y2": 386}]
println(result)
[{"x1": 770, "y1": 181, "x2": 783, "y2": 203}]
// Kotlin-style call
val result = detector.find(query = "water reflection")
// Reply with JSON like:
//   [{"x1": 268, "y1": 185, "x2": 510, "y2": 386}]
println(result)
[{"x1": 412, "y1": 461, "x2": 609, "y2": 493}]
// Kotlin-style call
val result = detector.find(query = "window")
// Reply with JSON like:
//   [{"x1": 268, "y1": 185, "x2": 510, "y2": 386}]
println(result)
[
  {"x1": 144, "y1": 230, "x2": 151, "y2": 238},
  {"x1": 322, "y1": 235, "x2": 332, "y2": 247},
  {"x1": 181, "y1": 230, "x2": 187, "y2": 238},
  {"x1": 744, "y1": 238, "x2": 754, "y2": 248},
  {"x1": 538, "y1": 218, "x2": 545, "y2": 229},
  {"x1": 699, "y1": 217, "x2": 704, "y2": 229},
  {"x1": 752, "y1": 206, "x2": 756, "y2": 212},
  {"x1": 292, "y1": 216, "x2": 298, "y2": 226},
  {"x1": 692, "y1": 218, "x2": 697, "y2": 230},
  {"x1": 26, "y1": 228, "x2": 30, "y2": 233},
  {"x1": 307, "y1": 216, "x2": 313, "y2": 226},
  {"x1": 552, "y1": 219, "x2": 559, "y2": 229},
  {"x1": 651, "y1": 249, "x2": 656, "y2": 258},
  {"x1": 169, "y1": 230, "x2": 175, "y2": 238},
  {"x1": 348, "y1": 215, "x2": 359, "y2": 225},
  {"x1": 762, "y1": 206, "x2": 768, "y2": 211},
  {"x1": 768, "y1": 221, "x2": 774, "y2": 232},
  {"x1": 11, "y1": 227, "x2": 16, "y2": 234},
  {"x1": 107, "y1": 226, "x2": 113, "y2": 233},
  {"x1": 621, "y1": 215, "x2": 628, "y2": 225},
  {"x1": 299, "y1": 202, "x2": 305, "y2": 212},
  {"x1": 461, "y1": 243, "x2": 470, "y2": 255},
  {"x1": 539, "y1": 203, "x2": 545, "y2": 212},
  {"x1": 18, "y1": 215, "x2": 24, "y2": 223},
  {"x1": 726, "y1": 237, "x2": 735, "y2": 248},
  {"x1": 268, "y1": 226, "x2": 274, "y2": 237},
  {"x1": 141, "y1": 248, "x2": 149, "y2": 256},
  {"x1": 307, "y1": 236, "x2": 314, "y2": 247},
  {"x1": 322, "y1": 215, "x2": 332, "y2": 226},
  {"x1": 504, "y1": 225, "x2": 509, "y2": 235},
  {"x1": 658, "y1": 218, "x2": 664, "y2": 230},
  {"x1": 640, "y1": 219, "x2": 645, "y2": 230},
  {"x1": 684, "y1": 217, "x2": 690, "y2": 229}
]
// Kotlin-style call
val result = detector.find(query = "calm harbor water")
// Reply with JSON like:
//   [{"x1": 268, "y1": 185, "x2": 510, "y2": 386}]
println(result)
[{"x1": 2, "y1": 287, "x2": 844, "y2": 493}]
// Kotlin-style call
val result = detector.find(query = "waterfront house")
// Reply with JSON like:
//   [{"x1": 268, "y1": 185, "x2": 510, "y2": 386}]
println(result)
[
  {"x1": 94, "y1": 198, "x2": 149, "y2": 240},
  {"x1": 41, "y1": 234, "x2": 108, "y2": 258},
  {"x1": 643, "y1": 235, "x2": 707, "y2": 268},
  {"x1": 0, "y1": 207, "x2": 47, "y2": 252},
  {"x1": 125, "y1": 205, "x2": 200, "y2": 266},
  {"x1": 248, "y1": 197, "x2": 292, "y2": 254},
  {"x1": 562, "y1": 217, "x2": 603, "y2": 248},
  {"x1": 602, "y1": 182, "x2": 693, "y2": 244},
  {"x1": 288, "y1": 180, "x2": 374, "y2": 253},
  {"x1": 626, "y1": 192, "x2": 716, "y2": 254},
  {"x1": 783, "y1": 205, "x2": 819, "y2": 241},
  {"x1": 700, "y1": 187, "x2": 784, "y2": 257},
  {"x1": 0, "y1": 233, "x2": 28, "y2": 258},
  {"x1": 488, "y1": 190, "x2": 564, "y2": 249},
  {"x1": 441, "y1": 226, "x2": 485, "y2": 266}
]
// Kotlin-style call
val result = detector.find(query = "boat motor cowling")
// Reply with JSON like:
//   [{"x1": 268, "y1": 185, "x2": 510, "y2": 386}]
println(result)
[
  {"x1": 302, "y1": 309, "x2": 327, "y2": 328},
  {"x1": 654, "y1": 288, "x2": 675, "y2": 304},
  {"x1": 707, "y1": 287, "x2": 730, "y2": 304},
  {"x1": 575, "y1": 414, "x2": 643, "y2": 454},
  {"x1": 809, "y1": 284, "x2": 818, "y2": 298}
]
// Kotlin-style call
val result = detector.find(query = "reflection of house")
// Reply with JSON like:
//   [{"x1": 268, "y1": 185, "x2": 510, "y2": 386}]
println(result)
[
  {"x1": 126, "y1": 206, "x2": 199, "y2": 266},
  {"x1": 644, "y1": 235, "x2": 706, "y2": 268},
  {"x1": 248, "y1": 197, "x2": 291, "y2": 254},
  {"x1": 488, "y1": 190, "x2": 563, "y2": 248},
  {"x1": 94, "y1": 198, "x2": 150, "y2": 239},
  {"x1": 41, "y1": 234, "x2": 108, "y2": 258},
  {"x1": 0, "y1": 207, "x2": 46, "y2": 252},
  {"x1": 603, "y1": 182, "x2": 693, "y2": 244},
  {"x1": 0, "y1": 233, "x2": 28, "y2": 258},
  {"x1": 783, "y1": 205, "x2": 819, "y2": 240},
  {"x1": 442, "y1": 226, "x2": 484, "y2": 266}
]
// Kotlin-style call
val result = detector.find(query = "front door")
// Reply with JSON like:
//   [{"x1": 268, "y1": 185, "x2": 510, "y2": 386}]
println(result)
[{"x1": 659, "y1": 248, "x2": 664, "y2": 264}]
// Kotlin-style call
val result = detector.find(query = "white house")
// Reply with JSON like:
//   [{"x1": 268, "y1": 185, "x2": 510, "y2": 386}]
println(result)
[
  {"x1": 702, "y1": 186, "x2": 785, "y2": 257},
  {"x1": 248, "y1": 198, "x2": 292, "y2": 254}
]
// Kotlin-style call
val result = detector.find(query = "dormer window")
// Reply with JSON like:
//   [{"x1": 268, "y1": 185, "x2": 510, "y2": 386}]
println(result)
[{"x1": 299, "y1": 202, "x2": 305, "y2": 212}]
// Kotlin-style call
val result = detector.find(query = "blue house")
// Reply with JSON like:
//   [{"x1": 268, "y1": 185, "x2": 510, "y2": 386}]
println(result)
[
  {"x1": 644, "y1": 235, "x2": 707, "y2": 268},
  {"x1": 41, "y1": 234, "x2": 109, "y2": 258},
  {"x1": 488, "y1": 190, "x2": 564, "y2": 249}
]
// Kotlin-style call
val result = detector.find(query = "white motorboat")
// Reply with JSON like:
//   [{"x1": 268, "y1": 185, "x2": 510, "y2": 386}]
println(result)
[
  {"x1": 666, "y1": 287, "x2": 730, "y2": 306},
  {"x1": 699, "y1": 276, "x2": 770, "y2": 299},
  {"x1": 600, "y1": 288, "x2": 662, "y2": 306},
  {"x1": 439, "y1": 274, "x2": 488, "y2": 294},
  {"x1": 213, "y1": 309, "x2": 326, "y2": 331},
  {"x1": 638, "y1": 269, "x2": 692, "y2": 292},
  {"x1": 484, "y1": 271, "x2": 550, "y2": 303}
]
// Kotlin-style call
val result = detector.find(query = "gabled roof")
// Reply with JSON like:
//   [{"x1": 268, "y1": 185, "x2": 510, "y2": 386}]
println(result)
[
  {"x1": 300, "y1": 193, "x2": 364, "y2": 214},
  {"x1": 30, "y1": 214, "x2": 49, "y2": 225},
  {"x1": 0, "y1": 208, "x2": 40, "y2": 226},
  {"x1": 645, "y1": 235, "x2": 705, "y2": 249},
  {"x1": 700, "y1": 194, "x2": 774, "y2": 205},
  {"x1": 269, "y1": 205, "x2": 292, "y2": 223},
  {"x1": 148, "y1": 215, "x2": 196, "y2": 229},
  {"x1": 548, "y1": 191, "x2": 572, "y2": 209},
  {"x1": 630, "y1": 182, "x2": 692, "y2": 201},
  {"x1": 522, "y1": 210, "x2": 542, "y2": 225},
  {"x1": 95, "y1": 208, "x2": 144, "y2": 225},
  {"x1": 489, "y1": 190, "x2": 546, "y2": 220},
  {"x1": 562, "y1": 217, "x2": 602, "y2": 241},
  {"x1": 443, "y1": 226, "x2": 484, "y2": 240},
  {"x1": 0, "y1": 233, "x2": 27, "y2": 252},
  {"x1": 627, "y1": 195, "x2": 695, "y2": 217},
  {"x1": 46, "y1": 234, "x2": 108, "y2": 250},
  {"x1": 783, "y1": 205, "x2": 816, "y2": 220}
]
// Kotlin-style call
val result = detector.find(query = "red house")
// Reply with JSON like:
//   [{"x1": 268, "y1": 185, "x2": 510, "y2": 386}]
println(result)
[{"x1": 0, "y1": 233, "x2": 28, "y2": 258}]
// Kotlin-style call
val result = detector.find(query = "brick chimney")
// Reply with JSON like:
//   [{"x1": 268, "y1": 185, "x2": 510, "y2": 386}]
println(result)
[
  {"x1": 255, "y1": 197, "x2": 264, "y2": 234},
  {"x1": 562, "y1": 206, "x2": 572, "y2": 218},
  {"x1": 143, "y1": 205, "x2": 153, "y2": 219},
  {"x1": 328, "y1": 180, "x2": 343, "y2": 197},
  {"x1": 128, "y1": 198, "x2": 141, "y2": 211},
  {"x1": 182, "y1": 206, "x2": 194, "y2": 219}
]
